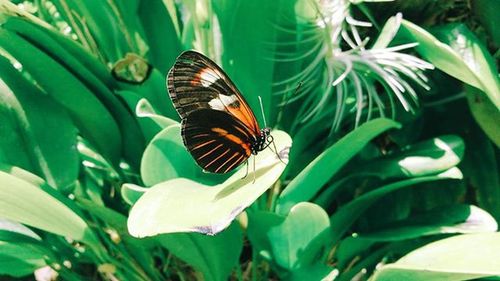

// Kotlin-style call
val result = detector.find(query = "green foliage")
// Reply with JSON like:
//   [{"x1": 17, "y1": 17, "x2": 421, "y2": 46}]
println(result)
[{"x1": 0, "y1": 0, "x2": 498, "y2": 280}]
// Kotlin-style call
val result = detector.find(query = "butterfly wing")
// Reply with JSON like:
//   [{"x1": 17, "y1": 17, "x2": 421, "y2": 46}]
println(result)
[
  {"x1": 167, "y1": 50, "x2": 260, "y2": 134},
  {"x1": 182, "y1": 109, "x2": 253, "y2": 173}
]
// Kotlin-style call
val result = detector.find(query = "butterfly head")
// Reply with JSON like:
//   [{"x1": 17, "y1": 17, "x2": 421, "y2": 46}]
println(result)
[{"x1": 251, "y1": 128, "x2": 272, "y2": 155}]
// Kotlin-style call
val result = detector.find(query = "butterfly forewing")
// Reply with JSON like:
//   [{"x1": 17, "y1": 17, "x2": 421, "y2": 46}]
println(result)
[
  {"x1": 182, "y1": 109, "x2": 253, "y2": 173},
  {"x1": 168, "y1": 51, "x2": 260, "y2": 134}
]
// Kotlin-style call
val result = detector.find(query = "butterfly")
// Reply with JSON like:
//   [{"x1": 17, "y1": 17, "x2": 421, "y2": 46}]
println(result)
[{"x1": 167, "y1": 50, "x2": 273, "y2": 174}]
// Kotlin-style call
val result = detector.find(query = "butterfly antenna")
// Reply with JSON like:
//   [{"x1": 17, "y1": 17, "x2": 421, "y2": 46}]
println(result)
[
  {"x1": 275, "y1": 82, "x2": 303, "y2": 127},
  {"x1": 258, "y1": 96, "x2": 268, "y2": 128}
]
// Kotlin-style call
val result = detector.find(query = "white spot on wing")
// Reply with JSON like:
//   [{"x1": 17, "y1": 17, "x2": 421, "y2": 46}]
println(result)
[
  {"x1": 200, "y1": 68, "x2": 220, "y2": 87},
  {"x1": 209, "y1": 94, "x2": 238, "y2": 110}
]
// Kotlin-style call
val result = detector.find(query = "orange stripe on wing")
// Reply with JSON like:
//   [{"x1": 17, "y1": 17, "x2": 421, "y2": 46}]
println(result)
[
  {"x1": 204, "y1": 149, "x2": 231, "y2": 170},
  {"x1": 215, "y1": 152, "x2": 240, "y2": 173},
  {"x1": 191, "y1": 133, "x2": 211, "y2": 139},
  {"x1": 223, "y1": 154, "x2": 246, "y2": 173},
  {"x1": 191, "y1": 139, "x2": 217, "y2": 150},
  {"x1": 198, "y1": 143, "x2": 223, "y2": 161},
  {"x1": 211, "y1": 127, "x2": 251, "y2": 156}
]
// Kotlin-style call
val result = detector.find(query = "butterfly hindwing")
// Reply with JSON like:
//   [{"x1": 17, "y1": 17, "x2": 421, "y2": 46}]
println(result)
[
  {"x1": 168, "y1": 51, "x2": 260, "y2": 134},
  {"x1": 182, "y1": 109, "x2": 253, "y2": 173}
]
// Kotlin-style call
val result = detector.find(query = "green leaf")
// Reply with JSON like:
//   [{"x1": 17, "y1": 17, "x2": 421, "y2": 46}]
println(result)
[
  {"x1": 2, "y1": 17, "x2": 147, "y2": 168},
  {"x1": 0, "y1": 219, "x2": 41, "y2": 240},
  {"x1": 116, "y1": 68, "x2": 178, "y2": 120},
  {"x1": 137, "y1": 0, "x2": 182, "y2": 74},
  {"x1": 0, "y1": 229, "x2": 50, "y2": 277},
  {"x1": 337, "y1": 204, "x2": 497, "y2": 265},
  {"x1": 399, "y1": 20, "x2": 500, "y2": 109},
  {"x1": 247, "y1": 202, "x2": 330, "y2": 271},
  {"x1": 49, "y1": 0, "x2": 134, "y2": 62},
  {"x1": 0, "y1": 170, "x2": 99, "y2": 247},
  {"x1": 460, "y1": 119, "x2": 500, "y2": 222},
  {"x1": 116, "y1": 91, "x2": 176, "y2": 142},
  {"x1": 128, "y1": 130, "x2": 291, "y2": 236},
  {"x1": 140, "y1": 124, "x2": 194, "y2": 186},
  {"x1": 0, "y1": 27, "x2": 122, "y2": 166},
  {"x1": 213, "y1": 0, "x2": 288, "y2": 125},
  {"x1": 158, "y1": 222, "x2": 243, "y2": 281},
  {"x1": 0, "y1": 253, "x2": 44, "y2": 277},
  {"x1": 359, "y1": 135, "x2": 464, "y2": 179},
  {"x1": 77, "y1": 198, "x2": 161, "y2": 279},
  {"x1": 135, "y1": 98, "x2": 177, "y2": 128},
  {"x1": 277, "y1": 118, "x2": 401, "y2": 214},
  {"x1": 358, "y1": 205, "x2": 496, "y2": 241},
  {"x1": 315, "y1": 135, "x2": 465, "y2": 209},
  {"x1": 286, "y1": 264, "x2": 336, "y2": 281},
  {"x1": 370, "y1": 233, "x2": 500, "y2": 281},
  {"x1": 466, "y1": 86, "x2": 500, "y2": 147},
  {"x1": 472, "y1": 0, "x2": 500, "y2": 47},
  {"x1": 0, "y1": 55, "x2": 78, "y2": 190},
  {"x1": 329, "y1": 168, "x2": 463, "y2": 245},
  {"x1": 121, "y1": 183, "x2": 148, "y2": 205}
]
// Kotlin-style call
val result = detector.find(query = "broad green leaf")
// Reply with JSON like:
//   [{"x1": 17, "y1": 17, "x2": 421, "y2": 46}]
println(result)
[
  {"x1": 213, "y1": 0, "x2": 287, "y2": 125},
  {"x1": 0, "y1": 253, "x2": 44, "y2": 277},
  {"x1": 359, "y1": 135, "x2": 464, "y2": 179},
  {"x1": 315, "y1": 135, "x2": 464, "y2": 208},
  {"x1": 49, "y1": 0, "x2": 134, "y2": 62},
  {"x1": 3, "y1": 16, "x2": 146, "y2": 169},
  {"x1": 0, "y1": 229, "x2": 50, "y2": 277},
  {"x1": 370, "y1": 233, "x2": 500, "y2": 281},
  {"x1": 0, "y1": 170, "x2": 98, "y2": 247},
  {"x1": 399, "y1": 20, "x2": 500, "y2": 109},
  {"x1": 128, "y1": 130, "x2": 291, "y2": 236},
  {"x1": 337, "y1": 204, "x2": 497, "y2": 266},
  {"x1": 357, "y1": 205, "x2": 496, "y2": 241},
  {"x1": 287, "y1": 264, "x2": 337, "y2": 281},
  {"x1": 283, "y1": 114, "x2": 333, "y2": 180},
  {"x1": 466, "y1": 86, "x2": 500, "y2": 147},
  {"x1": 0, "y1": 55, "x2": 78, "y2": 190},
  {"x1": 77, "y1": 198, "x2": 161, "y2": 279},
  {"x1": 158, "y1": 222, "x2": 243, "y2": 281},
  {"x1": 137, "y1": 0, "x2": 182, "y2": 74},
  {"x1": 460, "y1": 119, "x2": 500, "y2": 222},
  {"x1": 140, "y1": 124, "x2": 228, "y2": 186},
  {"x1": 135, "y1": 98, "x2": 176, "y2": 128},
  {"x1": 0, "y1": 27, "x2": 122, "y2": 166},
  {"x1": 121, "y1": 183, "x2": 148, "y2": 205},
  {"x1": 116, "y1": 91, "x2": 176, "y2": 142},
  {"x1": 472, "y1": 0, "x2": 500, "y2": 46},
  {"x1": 0, "y1": 219, "x2": 41, "y2": 240},
  {"x1": 140, "y1": 124, "x2": 193, "y2": 186},
  {"x1": 28, "y1": 15, "x2": 115, "y2": 88},
  {"x1": 117, "y1": 68, "x2": 178, "y2": 119},
  {"x1": 329, "y1": 168, "x2": 463, "y2": 245},
  {"x1": 277, "y1": 118, "x2": 401, "y2": 214},
  {"x1": 247, "y1": 202, "x2": 330, "y2": 270}
]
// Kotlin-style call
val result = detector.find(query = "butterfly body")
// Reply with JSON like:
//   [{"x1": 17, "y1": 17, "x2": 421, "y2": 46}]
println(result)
[{"x1": 167, "y1": 51, "x2": 272, "y2": 174}]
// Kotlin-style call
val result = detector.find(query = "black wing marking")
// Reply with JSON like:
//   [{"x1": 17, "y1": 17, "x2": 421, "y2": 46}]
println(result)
[
  {"x1": 167, "y1": 50, "x2": 260, "y2": 133},
  {"x1": 182, "y1": 109, "x2": 254, "y2": 173}
]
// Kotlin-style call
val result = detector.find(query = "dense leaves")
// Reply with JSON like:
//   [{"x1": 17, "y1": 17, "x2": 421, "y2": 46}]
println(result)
[{"x1": 0, "y1": 0, "x2": 498, "y2": 280}]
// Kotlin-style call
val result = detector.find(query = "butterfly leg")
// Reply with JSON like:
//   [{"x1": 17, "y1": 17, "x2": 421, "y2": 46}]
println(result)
[
  {"x1": 265, "y1": 138, "x2": 286, "y2": 164},
  {"x1": 272, "y1": 139, "x2": 286, "y2": 164},
  {"x1": 240, "y1": 161, "x2": 249, "y2": 179},
  {"x1": 252, "y1": 155, "x2": 256, "y2": 184}
]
